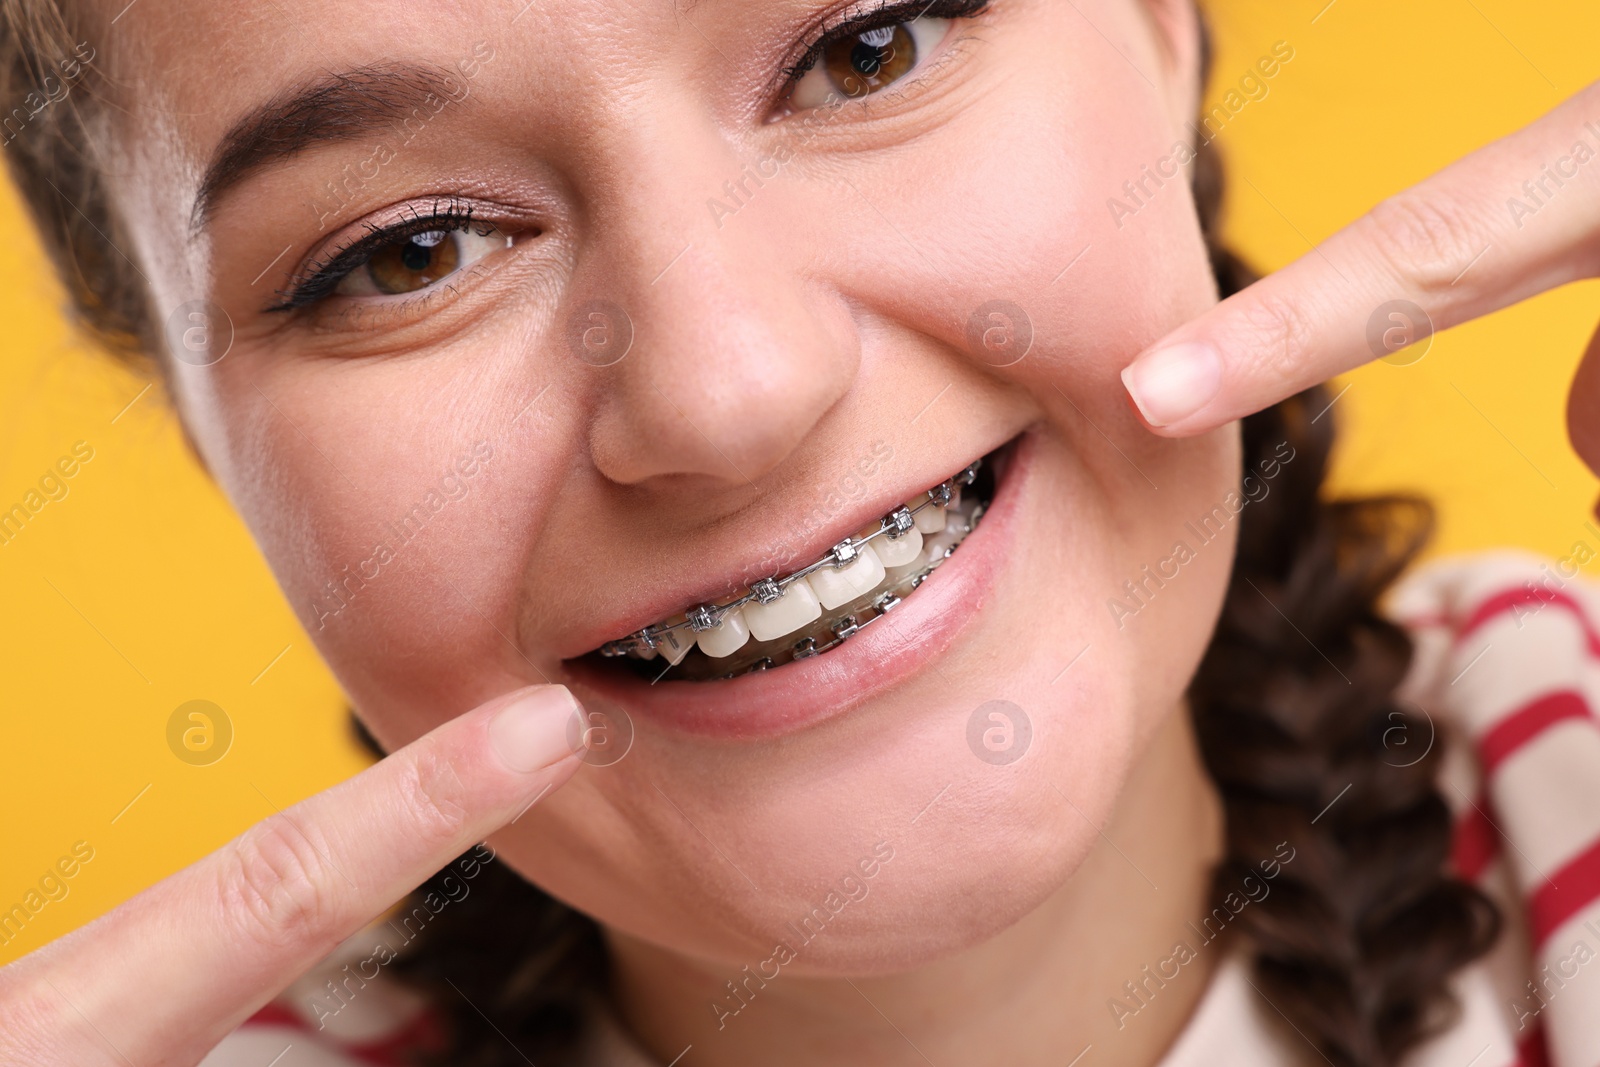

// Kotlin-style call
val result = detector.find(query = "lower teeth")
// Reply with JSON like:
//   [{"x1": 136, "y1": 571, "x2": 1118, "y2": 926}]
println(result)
[{"x1": 599, "y1": 456, "x2": 994, "y2": 683}]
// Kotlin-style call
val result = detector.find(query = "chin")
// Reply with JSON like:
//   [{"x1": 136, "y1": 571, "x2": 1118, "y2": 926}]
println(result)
[{"x1": 755, "y1": 815, "x2": 1107, "y2": 979}]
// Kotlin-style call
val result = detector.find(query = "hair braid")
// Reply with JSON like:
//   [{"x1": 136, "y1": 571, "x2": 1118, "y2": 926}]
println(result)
[{"x1": 1188, "y1": 138, "x2": 1501, "y2": 1066}]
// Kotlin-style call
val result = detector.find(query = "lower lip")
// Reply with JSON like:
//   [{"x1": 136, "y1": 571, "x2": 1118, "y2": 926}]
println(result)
[{"x1": 560, "y1": 431, "x2": 1036, "y2": 741}]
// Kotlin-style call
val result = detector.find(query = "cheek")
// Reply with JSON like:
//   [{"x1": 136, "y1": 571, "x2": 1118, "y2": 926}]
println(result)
[
  {"x1": 812, "y1": 18, "x2": 1216, "y2": 395},
  {"x1": 806, "y1": 22, "x2": 1229, "y2": 578},
  {"x1": 180, "y1": 341, "x2": 565, "y2": 743}
]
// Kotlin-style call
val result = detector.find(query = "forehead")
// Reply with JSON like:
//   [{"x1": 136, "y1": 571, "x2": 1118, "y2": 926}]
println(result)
[
  {"x1": 91, "y1": 0, "x2": 1170, "y2": 316},
  {"x1": 93, "y1": 0, "x2": 836, "y2": 291},
  {"x1": 104, "y1": 0, "x2": 810, "y2": 169}
]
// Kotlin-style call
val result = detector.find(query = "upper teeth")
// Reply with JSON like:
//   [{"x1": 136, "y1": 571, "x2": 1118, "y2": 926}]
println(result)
[
  {"x1": 698, "y1": 599, "x2": 755, "y2": 657},
  {"x1": 874, "y1": 525, "x2": 923, "y2": 567},
  {"x1": 599, "y1": 460, "x2": 983, "y2": 664},
  {"x1": 742, "y1": 578, "x2": 822, "y2": 643},
  {"x1": 807, "y1": 545, "x2": 886, "y2": 611}
]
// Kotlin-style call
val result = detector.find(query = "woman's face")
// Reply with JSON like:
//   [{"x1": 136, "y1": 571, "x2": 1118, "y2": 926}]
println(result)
[{"x1": 105, "y1": 0, "x2": 1237, "y2": 973}]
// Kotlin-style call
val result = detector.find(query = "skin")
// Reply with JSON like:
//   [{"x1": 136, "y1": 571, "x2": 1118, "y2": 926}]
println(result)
[{"x1": 14, "y1": 2, "x2": 1597, "y2": 1066}]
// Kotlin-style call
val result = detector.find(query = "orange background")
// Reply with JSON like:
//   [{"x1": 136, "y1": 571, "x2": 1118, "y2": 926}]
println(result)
[{"x1": 4, "y1": 0, "x2": 1600, "y2": 963}]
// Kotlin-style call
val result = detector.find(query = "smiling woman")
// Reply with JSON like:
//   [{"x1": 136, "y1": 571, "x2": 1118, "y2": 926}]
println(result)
[{"x1": 7, "y1": 1, "x2": 1598, "y2": 1066}]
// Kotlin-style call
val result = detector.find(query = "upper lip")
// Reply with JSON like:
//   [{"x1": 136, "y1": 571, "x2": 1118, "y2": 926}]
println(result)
[{"x1": 556, "y1": 435, "x2": 1013, "y2": 662}]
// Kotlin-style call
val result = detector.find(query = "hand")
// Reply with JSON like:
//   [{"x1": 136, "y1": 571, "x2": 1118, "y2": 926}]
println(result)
[
  {"x1": 1118, "y1": 80, "x2": 1600, "y2": 465},
  {"x1": 0, "y1": 684, "x2": 586, "y2": 1066}
]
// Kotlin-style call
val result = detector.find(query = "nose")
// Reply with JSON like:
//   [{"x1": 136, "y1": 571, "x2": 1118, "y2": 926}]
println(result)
[{"x1": 580, "y1": 119, "x2": 857, "y2": 488}]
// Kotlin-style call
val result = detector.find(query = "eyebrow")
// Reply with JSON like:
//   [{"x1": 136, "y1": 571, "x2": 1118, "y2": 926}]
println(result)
[{"x1": 191, "y1": 64, "x2": 469, "y2": 230}]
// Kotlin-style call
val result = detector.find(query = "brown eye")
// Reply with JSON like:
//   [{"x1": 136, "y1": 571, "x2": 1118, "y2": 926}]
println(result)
[
  {"x1": 824, "y1": 24, "x2": 915, "y2": 97},
  {"x1": 334, "y1": 226, "x2": 510, "y2": 298},
  {"x1": 366, "y1": 230, "x2": 458, "y2": 294},
  {"x1": 789, "y1": 17, "x2": 952, "y2": 111}
]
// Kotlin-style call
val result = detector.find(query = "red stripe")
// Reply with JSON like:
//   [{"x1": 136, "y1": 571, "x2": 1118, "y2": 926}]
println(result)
[
  {"x1": 1516, "y1": 1024, "x2": 1550, "y2": 1067},
  {"x1": 242, "y1": 1001, "x2": 439, "y2": 1063},
  {"x1": 1477, "y1": 690, "x2": 1596, "y2": 775},
  {"x1": 1459, "y1": 586, "x2": 1600, "y2": 657},
  {"x1": 1453, "y1": 801, "x2": 1500, "y2": 882},
  {"x1": 1528, "y1": 833, "x2": 1600, "y2": 946},
  {"x1": 244, "y1": 1003, "x2": 310, "y2": 1032}
]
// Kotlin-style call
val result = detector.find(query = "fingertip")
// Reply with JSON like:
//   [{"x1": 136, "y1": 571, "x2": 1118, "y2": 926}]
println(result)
[
  {"x1": 1120, "y1": 341, "x2": 1222, "y2": 431},
  {"x1": 487, "y1": 684, "x2": 587, "y2": 774}
]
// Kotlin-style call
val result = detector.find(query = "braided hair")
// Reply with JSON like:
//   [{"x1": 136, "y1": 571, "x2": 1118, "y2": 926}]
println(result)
[{"x1": 1185, "y1": 132, "x2": 1502, "y2": 1065}]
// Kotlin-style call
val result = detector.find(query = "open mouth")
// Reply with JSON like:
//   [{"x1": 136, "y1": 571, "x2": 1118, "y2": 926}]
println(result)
[{"x1": 573, "y1": 441, "x2": 1010, "y2": 684}]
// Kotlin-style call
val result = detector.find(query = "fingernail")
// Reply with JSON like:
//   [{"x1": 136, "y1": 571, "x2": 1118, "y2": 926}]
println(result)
[
  {"x1": 488, "y1": 685, "x2": 585, "y2": 773},
  {"x1": 1120, "y1": 342, "x2": 1222, "y2": 428}
]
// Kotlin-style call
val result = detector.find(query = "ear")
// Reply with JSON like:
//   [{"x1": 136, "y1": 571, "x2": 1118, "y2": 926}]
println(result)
[{"x1": 1138, "y1": 0, "x2": 1206, "y2": 137}]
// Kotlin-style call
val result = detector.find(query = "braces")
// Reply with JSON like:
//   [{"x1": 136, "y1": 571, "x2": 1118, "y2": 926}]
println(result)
[{"x1": 598, "y1": 458, "x2": 985, "y2": 663}]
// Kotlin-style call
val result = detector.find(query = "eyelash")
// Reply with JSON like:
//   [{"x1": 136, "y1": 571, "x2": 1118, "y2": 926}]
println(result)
[
  {"x1": 266, "y1": 199, "x2": 502, "y2": 313},
  {"x1": 781, "y1": 0, "x2": 991, "y2": 87}
]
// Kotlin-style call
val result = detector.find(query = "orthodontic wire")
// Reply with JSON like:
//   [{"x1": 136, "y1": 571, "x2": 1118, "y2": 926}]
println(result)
[
  {"x1": 655, "y1": 496, "x2": 986, "y2": 681},
  {"x1": 702, "y1": 496, "x2": 985, "y2": 678},
  {"x1": 600, "y1": 459, "x2": 984, "y2": 658}
]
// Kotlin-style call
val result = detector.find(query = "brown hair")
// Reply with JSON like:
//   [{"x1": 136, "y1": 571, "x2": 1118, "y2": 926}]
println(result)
[
  {"x1": 1186, "y1": 132, "x2": 1500, "y2": 1065},
  {"x1": 1, "y1": 6, "x2": 1500, "y2": 1065},
  {"x1": 0, "y1": 0, "x2": 153, "y2": 360}
]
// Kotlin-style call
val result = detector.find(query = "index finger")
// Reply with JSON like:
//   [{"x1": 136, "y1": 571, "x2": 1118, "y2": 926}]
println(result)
[
  {"x1": 6, "y1": 683, "x2": 585, "y2": 1064},
  {"x1": 1120, "y1": 79, "x2": 1600, "y2": 436}
]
